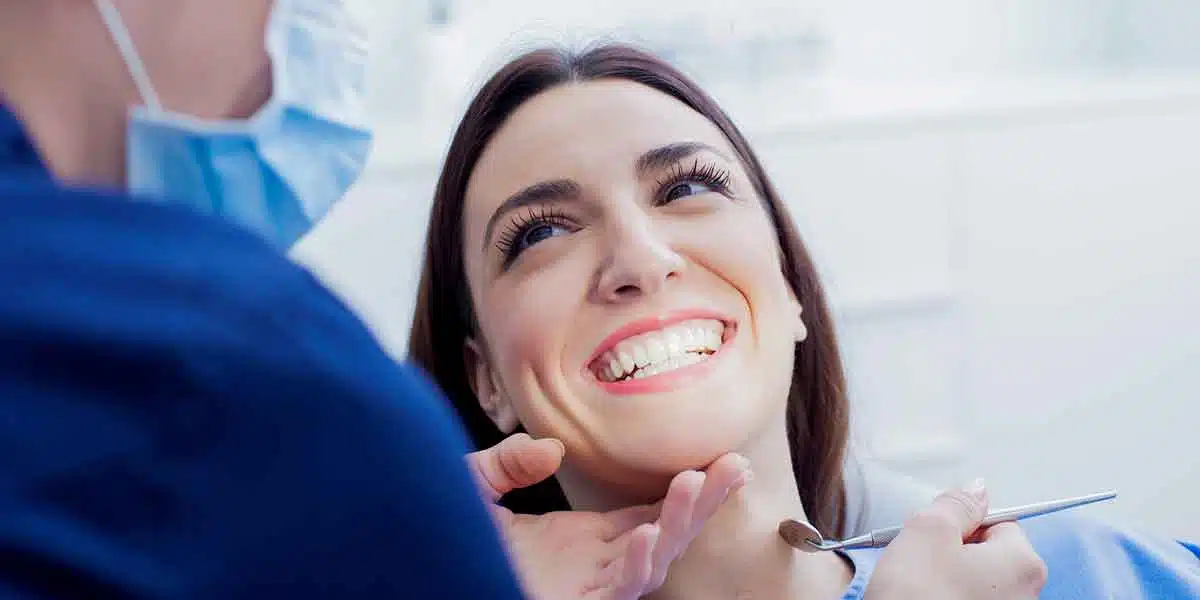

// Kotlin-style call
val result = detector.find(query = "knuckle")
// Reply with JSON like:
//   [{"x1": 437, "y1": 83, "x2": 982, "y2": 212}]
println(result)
[
  {"x1": 905, "y1": 510, "x2": 958, "y2": 538},
  {"x1": 940, "y1": 488, "x2": 984, "y2": 521},
  {"x1": 505, "y1": 452, "x2": 539, "y2": 482}
]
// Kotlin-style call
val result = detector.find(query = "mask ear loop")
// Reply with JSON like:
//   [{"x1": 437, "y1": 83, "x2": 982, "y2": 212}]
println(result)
[{"x1": 94, "y1": 0, "x2": 163, "y2": 112}]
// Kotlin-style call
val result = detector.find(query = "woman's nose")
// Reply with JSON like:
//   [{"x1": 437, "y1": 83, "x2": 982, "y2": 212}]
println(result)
[{"x1": 592, "y1": 218, "x2": 685, "y2": 304}]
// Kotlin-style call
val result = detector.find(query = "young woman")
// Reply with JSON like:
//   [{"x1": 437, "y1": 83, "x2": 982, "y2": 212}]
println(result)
[{"x1": 409, "y1": 44, "x2": 1200, "y2": 599}]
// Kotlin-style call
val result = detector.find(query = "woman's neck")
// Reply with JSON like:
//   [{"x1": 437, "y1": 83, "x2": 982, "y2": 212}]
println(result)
[
  {"x1": 565, "y1": 420, "x2": 856, "y2": 600},
  {"x1": 648, "y1": 487, "x2": 853, "y2": 600}
]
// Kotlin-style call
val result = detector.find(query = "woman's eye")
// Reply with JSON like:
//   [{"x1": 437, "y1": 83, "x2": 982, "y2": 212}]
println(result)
[
  {"x1": 664, "y1": 181, "x2": 712, "y2": 202},
  {"x1": 516, "y1": 222, "x2": 570, "y2": 252}
]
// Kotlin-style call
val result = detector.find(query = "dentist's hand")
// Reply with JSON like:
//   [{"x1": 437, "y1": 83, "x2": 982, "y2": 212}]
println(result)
[
  {"x1": 466, "y1": 434, "x2": 751, "y2": 600},
  {"x1": 865, "y1": 481, "x2": 1049, "y2": 600}
]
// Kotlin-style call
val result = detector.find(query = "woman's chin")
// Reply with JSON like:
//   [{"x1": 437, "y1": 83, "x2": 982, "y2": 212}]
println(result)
[
  {"x1": 618, "y1": 411, "x2": 761, "y2": 460},
  {"x1": 593, "y1": 432, "x2": 741, "y2": 485},
  {"x1": 561, "y1": 426, "x2": 758, "y2": 507},
  {"x1": 551, "y1": 392, "x2": 781, "y2": 503}
]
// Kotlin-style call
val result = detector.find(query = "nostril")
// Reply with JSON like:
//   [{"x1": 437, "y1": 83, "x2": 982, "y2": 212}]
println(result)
[{"x1": 614, "y1": 284, "x2": 639, "y2": 297}]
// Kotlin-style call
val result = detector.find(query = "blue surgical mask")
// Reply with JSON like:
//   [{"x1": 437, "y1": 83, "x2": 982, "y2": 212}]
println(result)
[{"x1": 95, "y1": 0, "x2": 373, "y2": 248}]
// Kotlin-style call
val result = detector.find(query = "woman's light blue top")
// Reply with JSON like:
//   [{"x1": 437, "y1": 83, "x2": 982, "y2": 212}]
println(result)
[{"x1": 838, "y1": 513, "x2": 1200, "y2": 599}]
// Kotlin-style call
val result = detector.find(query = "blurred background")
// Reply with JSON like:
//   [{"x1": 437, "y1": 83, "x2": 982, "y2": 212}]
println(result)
[{"x1": 292, "y1": 0, "x2": 1200, "y2": 539}]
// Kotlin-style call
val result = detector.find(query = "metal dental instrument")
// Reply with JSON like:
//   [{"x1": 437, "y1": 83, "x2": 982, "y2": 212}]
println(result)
[{"x1": 779, "y1": 490, "x2": 1117, "y2": 552}]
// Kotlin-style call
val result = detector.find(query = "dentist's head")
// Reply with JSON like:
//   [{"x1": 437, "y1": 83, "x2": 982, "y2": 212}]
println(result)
[{"x1": 0, "y1": 0, "x2": 372, "y2": 247}]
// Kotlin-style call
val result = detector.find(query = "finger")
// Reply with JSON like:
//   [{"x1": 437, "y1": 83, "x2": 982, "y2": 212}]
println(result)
[
  {"x1": 690, "y1": 453, "x2": 751, "y2": 525},
  {"x1": 600, "y1": 459, "x2": 744, "y2": 557},
  {"x1": 465, "y1": 434, "x2": 565, "y2": 502},
  {"x1": 656, "y1": 471, "x2": 704, "y2": 545},
  {"x1": 903, "y1": 478, "x2": 989, "y2": 545},
  {"x1": 647, "y1": 470, "x2": 704, "y2": 588},
  {"x1": 599, "y1": 503, "x2": 662, "y2": 541},
  {"x1": 978, "y1": 521, "x2": 1021, "y2": 542},
  {"x1": 964, "y1": 522, "x2": 1050, "y2": 594},
  {"x1": 590, "y1": 523, "x2": 659, "y2": 600}
]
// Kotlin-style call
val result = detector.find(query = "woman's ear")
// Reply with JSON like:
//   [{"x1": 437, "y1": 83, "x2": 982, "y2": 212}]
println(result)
[
  {"x1": 794, "y1": 305, "x2": 808, "y2": 343},
  {"x1": 789, "y1": 289, "x2": 808, "y2": 343},
  {"x1": 464, "y1": 337, "x2": 520, "y2": 433}
]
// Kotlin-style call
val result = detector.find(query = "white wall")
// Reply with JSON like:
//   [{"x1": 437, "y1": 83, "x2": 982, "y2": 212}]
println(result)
[
  {"x1": 343, "y1": 0, "x2": 1200, "y2": 119},
  {"x1": 292, "y1": 169, "x2": 435, "y2": 361},
  {"x1": 1117, "y1": 0, "x2": 1200, "y2": 69},
  {"x1": 816, "y1": 0, "x2": 1119, "y2": 77},
  {"x1": 956, "y1": 110, "x2": 1200, "y2": 539},
  {"x1": 342, "y1": 0, "x2": 1168, "y2": 152}
]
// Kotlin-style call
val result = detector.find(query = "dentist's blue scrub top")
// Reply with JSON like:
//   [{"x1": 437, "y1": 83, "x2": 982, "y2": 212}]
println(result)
[{"x1": 0, "y1": 104, "x2": 527, "y2": 599}]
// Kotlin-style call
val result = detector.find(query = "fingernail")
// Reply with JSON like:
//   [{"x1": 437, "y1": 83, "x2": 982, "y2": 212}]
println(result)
[
  {"x1": 966, "y1": 477, "x2": 987, "y2": 502},
  {"x1": 550, "y1": 438, "x2": 566, "y2": 455},
  {"x1": 723, "y1": 483, "x2": 738, "y2": 503},
  {"x1": 728, "y1": 471, "x2": 753, "y2": 500}
]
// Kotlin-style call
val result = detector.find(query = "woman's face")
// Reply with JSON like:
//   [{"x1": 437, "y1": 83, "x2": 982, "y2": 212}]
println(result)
[{"x1": 461, "y1": 80, "x2": 805, "y2": 497}]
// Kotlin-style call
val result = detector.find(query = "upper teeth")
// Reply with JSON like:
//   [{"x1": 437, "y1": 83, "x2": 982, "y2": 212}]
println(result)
[{"x1": 594, "y1": 319, "x2": 724, "y2": 382}]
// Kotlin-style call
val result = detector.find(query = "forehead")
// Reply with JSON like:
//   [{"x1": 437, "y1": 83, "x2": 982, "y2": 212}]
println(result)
[{"x1": 466, "y1": 79, "x2": 737, "y2": 201}]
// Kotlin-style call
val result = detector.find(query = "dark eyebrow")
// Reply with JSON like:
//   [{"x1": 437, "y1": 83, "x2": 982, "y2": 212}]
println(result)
[
  {"x1": 482, "y1": 179, "x2": 581, "y2": 251},
  {"x1": 635, "y1": 141, "x2": 732, "y2": 176},
  {"x1": 480, "y1": 143, "x2": 731, "y2": 252}
]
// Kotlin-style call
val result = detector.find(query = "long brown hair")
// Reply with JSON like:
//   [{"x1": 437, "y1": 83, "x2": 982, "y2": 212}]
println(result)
[{"x1": 408, "y1": 43, "x2": 849, "y2": 537}]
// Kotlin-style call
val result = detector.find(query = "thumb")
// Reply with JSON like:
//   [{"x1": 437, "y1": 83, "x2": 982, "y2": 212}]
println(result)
[
  {"x1": 466, "y1": 433, "x2": 565, "y2": 502},
  {"x1": 913, "y1": 478, "x2": 990, "y2": 542}
]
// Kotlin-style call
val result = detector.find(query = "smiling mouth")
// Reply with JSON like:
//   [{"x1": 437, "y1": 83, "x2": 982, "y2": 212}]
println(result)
[{"x1": 590, "y1": 319, "x2": 727, "y2": 383}]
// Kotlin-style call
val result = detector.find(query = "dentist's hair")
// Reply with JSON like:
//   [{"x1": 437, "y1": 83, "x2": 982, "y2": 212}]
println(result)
[{"x1": 408, "y1": 43, "x2": 850, "y2": 537}]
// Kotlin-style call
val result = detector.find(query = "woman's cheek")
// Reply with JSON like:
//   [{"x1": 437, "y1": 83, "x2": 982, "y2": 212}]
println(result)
[
  {"x1": 489, "y1": 270, "x2": 579, "y2": 374},
  {"x1": 687, "y1": 213, "x2": 783, "y2": 287},
  {"x1": 486, "y1": 299, "x2": 539, "y2": 374}
]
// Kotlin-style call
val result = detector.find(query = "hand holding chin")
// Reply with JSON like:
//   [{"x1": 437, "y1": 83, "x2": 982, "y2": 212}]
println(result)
[{"x1": 466, "y1": 434, "x2": 751, "y2": 600}]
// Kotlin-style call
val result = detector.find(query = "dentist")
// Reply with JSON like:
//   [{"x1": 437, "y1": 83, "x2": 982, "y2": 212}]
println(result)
[{"x1": 0, "y1": 0, "x2": 526, "y2": 597}]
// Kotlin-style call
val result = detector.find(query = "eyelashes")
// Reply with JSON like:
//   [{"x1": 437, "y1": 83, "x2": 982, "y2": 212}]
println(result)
[
  {"x1": 654, "y1": 159, "x2": 733, "y2": 204},
  {"x1": 493, "y1": 205, "x2": 574, "y2": 265},
  {"x1": 493, "y1": 159, "x2": 735, "y2": 267}
]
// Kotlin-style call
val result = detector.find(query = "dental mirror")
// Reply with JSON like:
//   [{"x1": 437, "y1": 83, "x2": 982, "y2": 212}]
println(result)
[{"x1": 777, "y1": 518, "x2": 825, "y2": 553}]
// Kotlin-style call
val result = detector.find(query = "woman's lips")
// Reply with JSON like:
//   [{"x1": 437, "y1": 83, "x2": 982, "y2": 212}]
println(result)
[{"x1": 585, "y1": 310, "x2": 737, "y2": 395}]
